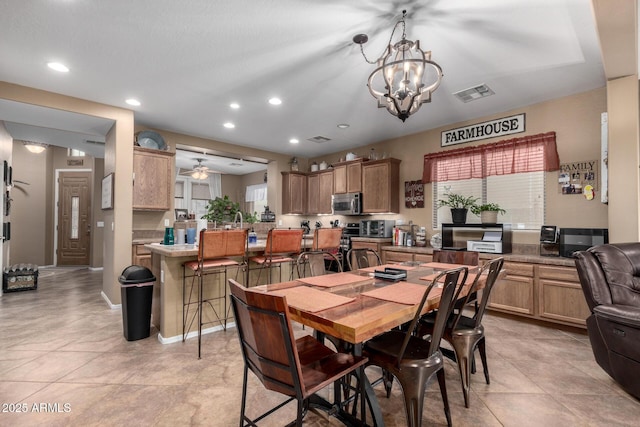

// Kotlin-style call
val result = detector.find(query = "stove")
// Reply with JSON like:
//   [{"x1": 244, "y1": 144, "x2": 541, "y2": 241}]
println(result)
[{"x1": 340, "y1": 222, "x2": 360, "y2": 270}]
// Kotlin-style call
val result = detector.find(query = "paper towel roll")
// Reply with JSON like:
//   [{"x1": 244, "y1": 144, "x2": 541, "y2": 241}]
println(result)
[{"x1": 175, "y1": 228, "x2": 186, "y2": 245}]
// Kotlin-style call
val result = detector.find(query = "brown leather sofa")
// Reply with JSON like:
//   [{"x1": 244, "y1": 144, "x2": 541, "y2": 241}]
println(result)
[{"x1": 574, "y1": 243, "x2": 640, "y2": 399}]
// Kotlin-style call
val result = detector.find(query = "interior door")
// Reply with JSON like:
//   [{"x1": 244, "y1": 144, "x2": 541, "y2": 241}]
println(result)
[{"x1": 57, "y1": 171, "x2": 91, "y2": 265}]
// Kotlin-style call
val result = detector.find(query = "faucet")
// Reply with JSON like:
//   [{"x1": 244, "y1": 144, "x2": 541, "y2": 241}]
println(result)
[{"x1": 234, "y1": 211, "x2": 243, "y2": 229}]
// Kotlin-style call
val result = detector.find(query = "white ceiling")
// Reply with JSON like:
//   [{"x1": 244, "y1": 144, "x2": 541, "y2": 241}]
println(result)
[{"x1": 0, "y1": 0, "x2": 605, "y2": 170}]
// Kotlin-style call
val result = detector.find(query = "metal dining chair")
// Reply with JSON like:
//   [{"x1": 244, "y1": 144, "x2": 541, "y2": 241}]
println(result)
[
  {"x1": 228, "y1": 279, "x2": 368, "y2": 426},
  {"x1": 247, "y1": 228, "x2": 304, "y2": 285},
  {"x1": 432, "y1": 249, "x2": 480, "y2": 311},
  {"x1": 364, "y1": 267, "x2": 468, "y2": 427},
  {"x1": 346, "y1": 248, "x2": 382, "y2": 271},
  {"x1": 418, "y1": 257, "x2": 504, "y2": 408},
  {"x1": 182, "y1": 228, "x2": 248, "y2": 358}
]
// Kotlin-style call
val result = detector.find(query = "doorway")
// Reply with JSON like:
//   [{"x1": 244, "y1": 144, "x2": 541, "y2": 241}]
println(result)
[{"x1": 56, "y1": 171, "x2": 92, "y2": 266}]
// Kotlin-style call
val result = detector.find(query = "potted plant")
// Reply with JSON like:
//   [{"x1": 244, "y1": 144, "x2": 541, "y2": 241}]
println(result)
[
  {"x1": 201, "y1": 195, "x2": 241, "y2": 225},
  {"x1": 471, "y1": 203, "x2": 506, "y2": 224},
  {"x1": 437, "y1": 193, "x2": 479, "y2": 224}
]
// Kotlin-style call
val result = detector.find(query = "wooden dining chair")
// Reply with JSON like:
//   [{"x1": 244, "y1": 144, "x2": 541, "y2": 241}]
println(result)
[
  {"x1": 228, "y1": 279, "x2": 368, "y2": 426},
  {"x1": 364, "y1": 267, "x2": 468, "y2": 427},
  {"x1": 182, "y1": 228, "x2": 248, "y2": 358},
  {"x1": 346, "y1": 248, "x2": 381, "y2": 271},
  {"x1": 418, "y1": 257, "x2": 504, "y2": 408},
  {"x1": 247, "y1": 228, "x2": 304, "y2": 285}
]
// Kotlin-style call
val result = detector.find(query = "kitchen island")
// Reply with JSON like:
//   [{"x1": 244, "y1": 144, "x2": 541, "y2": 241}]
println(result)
[{"x1": 146, "y1": 239, "x2": 311, "y2": 343}]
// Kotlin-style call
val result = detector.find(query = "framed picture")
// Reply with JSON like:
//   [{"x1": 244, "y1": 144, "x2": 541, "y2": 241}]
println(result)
[
  {"x1": 3, "y1": 161, "x2": 7, "y2": 184},
  {"x1": 175, "y1": 208, "x2": 188, "y2": 221},
  {"x1": 101, "y1": 173, "x2": 114, "y2": 210}
]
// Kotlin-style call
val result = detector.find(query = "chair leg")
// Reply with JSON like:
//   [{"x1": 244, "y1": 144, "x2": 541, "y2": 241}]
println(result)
[
  {"x1": 451, "y1": 335, "x2": 483, "y2": 408},
  {"x1": 382, "y1": 369, "x2": 394, "y2": 398},
  {"x1": 198, "y1": 272, "x2": 203, "y2": 359},
  {"x1": 477, "y1": 337, "x2": 490, "y2": 384},
  {"x1": 239, "y1": 366, "x2": 249, "y2": 427},
  {"x1": 394, "y1": 368, "x2": 430, "y2": 427},
  {"x1": 437, "y1": 369, "x2": 452, "y2": 427}
]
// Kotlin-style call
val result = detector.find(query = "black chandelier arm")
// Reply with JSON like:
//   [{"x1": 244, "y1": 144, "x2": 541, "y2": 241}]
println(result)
[{"x1": 355, "y1": 10, "x2": 408, "y2": 65}]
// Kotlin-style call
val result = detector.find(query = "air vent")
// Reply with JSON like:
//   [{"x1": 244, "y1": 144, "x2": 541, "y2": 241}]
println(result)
[
  {"x1": 229, "y1": 162, "x2": 243, "y2": 167},
  {"x1": 307, "y1": 136, "x2": 331, "y2": 143},
  {"x1": 453, "y1": 84, "x2": 495, "y2": 103},
  {"x1": 84, "y1": 139, "x2": 105, "y2": 145}
]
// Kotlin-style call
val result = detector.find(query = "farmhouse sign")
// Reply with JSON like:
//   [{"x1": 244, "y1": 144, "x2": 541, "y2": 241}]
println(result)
[{"x1": 441, "y1": 113, "x2": 525, "y2": 147}]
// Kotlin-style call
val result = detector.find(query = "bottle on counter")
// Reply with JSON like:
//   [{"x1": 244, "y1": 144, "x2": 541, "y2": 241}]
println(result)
[
  {"x1": 163, "y1": 227, "x2": 174, "y2": 245},
  {"x1": 248, "y1": 228, "x2": 258, "y2": 244}
]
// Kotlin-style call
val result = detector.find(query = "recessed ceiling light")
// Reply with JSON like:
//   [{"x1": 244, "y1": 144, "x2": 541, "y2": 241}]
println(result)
[
  {"x1": 337, "y1": 123, "x2": 350, "y2": 129},
  {"x1": 230, "y1": 102, "x2": 240, "y2": 109},
  {"x1": 289, "y1": 138, "x2": 299, "y2": 144},
  {"x1": 223, "y1": 122, "x2": 235, "y2": 129},
  {"x1": 125, "y1": 98, "x2": 141, "y2": 107},
  {"x1": 268, "y1": 97, "x2": 282, "y2": 106},
  {"x1": 47, "y1": 62, "x2": 69, "y2": 72}
]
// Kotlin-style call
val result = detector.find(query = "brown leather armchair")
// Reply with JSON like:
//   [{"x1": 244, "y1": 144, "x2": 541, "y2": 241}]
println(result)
[{"x1": 574, "y1": 243, "x2": 640, "y2": 399}]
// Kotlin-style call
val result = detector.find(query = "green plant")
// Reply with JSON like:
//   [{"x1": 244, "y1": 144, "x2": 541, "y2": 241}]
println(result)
[
  {"x1": 201, "y1": 195, "x2": 241, "y2": 223},
  {"x1": 244, "y1": 211, "x2": 259, "y2": 224},
  {"x1": 437, "y1": 193, "x2": 479, "y2": 210},
  {"x1": 470, "y1": 203, "x2": 506, "y2": 216}
]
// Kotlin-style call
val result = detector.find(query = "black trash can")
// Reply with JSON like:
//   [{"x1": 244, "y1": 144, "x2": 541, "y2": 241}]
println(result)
[{"x1": 119, "y1": 265, "x2": 156, "y2": 341}]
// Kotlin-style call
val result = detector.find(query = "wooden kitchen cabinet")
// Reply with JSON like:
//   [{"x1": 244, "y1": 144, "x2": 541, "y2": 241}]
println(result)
[
  {"x1": 382, "y1": 250, "x2": 413, "y2": 264},
  {"x1": 362, "y1": 158, "x2": 400, "y2": 213},
  {"x1": 132, "y1": 244, "x2": 152, "y2": 270},
  {"x1": 488, "y1": 261, "x2": 535, "y2": 315},
  {"x1": 133, "y1": 146, "x2": 174, "y2": 211},
  {"x1": 333, "y1": 160, "x2": 363, "y2": 194},
  {"x1": 307, "y1": 170, "x2": 333, "y2": 214},
  {"x1": 538, "y1": 265, "x2": 589, "y2": 326},
  {"x1": 281, "y1": 171, "x2": 307, "y2": 214}
]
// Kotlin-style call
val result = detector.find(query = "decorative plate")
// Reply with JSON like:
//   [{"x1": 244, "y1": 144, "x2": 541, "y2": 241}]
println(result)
[{"x1": 136, "y1": 130, "x2": 166, "y2": 150}]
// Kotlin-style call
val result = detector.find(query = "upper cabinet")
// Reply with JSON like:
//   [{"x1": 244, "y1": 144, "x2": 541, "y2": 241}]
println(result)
[
  {"x1": 133, "y1": 146, "x2": 175, "y2": 211},
  {"x1": 281, "y1": 171, "x2": 307, "y2": 214},
  {"x1": 333, "y1": 159, "x2": 363, "y2": 194},
  {"x1": 307, "y1": 170, "x2": 334, "y2": 214},
  {"x1": 362, "y1": 158, "x2": 401, "y2": 213}
]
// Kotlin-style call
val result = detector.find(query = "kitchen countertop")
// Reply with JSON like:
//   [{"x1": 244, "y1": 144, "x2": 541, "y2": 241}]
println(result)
[
  {"x1": 381, "y1": 245, "x2": 577, "y2": 267},
  {"x1": 145, "y1": 239, "x2": 313, "y2": 257}
]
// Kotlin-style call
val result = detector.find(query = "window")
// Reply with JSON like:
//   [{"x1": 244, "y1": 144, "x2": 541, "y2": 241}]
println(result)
[
  {"x1": 426, "y1": 132, "x2": 558, "y2": 230},
  {"x1": 433, "y1": 172, "x2": 544, "y2": 229},
  {"x1": 174, "y1": 174, "x2": 222, "y2": 219},
  {"x1": 68, "y1": 148, "x2": 85, "y2": 157},
  {"x1": 245, "y1": 183, "x2": 267, "y2": 217}
]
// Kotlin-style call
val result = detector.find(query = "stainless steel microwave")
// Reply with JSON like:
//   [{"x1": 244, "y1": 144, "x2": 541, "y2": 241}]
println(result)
[{"x1": 332, "y1": 192, "x2": 362, "y2": 215}]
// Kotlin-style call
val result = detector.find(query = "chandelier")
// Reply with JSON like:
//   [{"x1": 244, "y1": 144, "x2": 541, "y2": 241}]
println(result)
[{"x1": 353, "y1": 10, "x2": 443, "y2": 122}]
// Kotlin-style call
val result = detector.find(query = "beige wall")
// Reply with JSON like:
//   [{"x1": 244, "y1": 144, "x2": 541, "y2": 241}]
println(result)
[
  {"x1": 308, "y1": 87, "x2": 609, "y2": 244},
  {"x1": 0, "y1": 122, "x2": 13, "y2": 272},
  {"x1": 10, "y1": 141, "x2": 50, "y2": 265}
]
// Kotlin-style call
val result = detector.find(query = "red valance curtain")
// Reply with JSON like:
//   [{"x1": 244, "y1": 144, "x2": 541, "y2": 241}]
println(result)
[{"x1": 422, "y1": 131, "x2": 559, "y2": 183}]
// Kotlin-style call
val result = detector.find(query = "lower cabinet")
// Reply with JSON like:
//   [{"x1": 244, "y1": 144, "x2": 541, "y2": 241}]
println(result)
[
  {"x1": 488, "y1": 262, "x2": 535, "y2": 315},
  {"x1": 538, "y1": 265, "x2": 589, "y2": 326},
  {"x1": 132, "y1": 244, "x2": 152, "y2": 270},
  {"x1": 381, "y1": 248, "x2": 588, "y2": 329}
]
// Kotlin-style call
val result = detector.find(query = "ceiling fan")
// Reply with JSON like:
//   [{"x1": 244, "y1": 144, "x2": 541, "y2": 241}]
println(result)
[{"x1": 178, "y1": 158, "x2": 213, "y2": 180}]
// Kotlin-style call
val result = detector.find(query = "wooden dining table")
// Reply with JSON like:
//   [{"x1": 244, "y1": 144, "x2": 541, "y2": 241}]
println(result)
[{"x1": 251, "y1": 262, "x2": 484, "y2": 426}]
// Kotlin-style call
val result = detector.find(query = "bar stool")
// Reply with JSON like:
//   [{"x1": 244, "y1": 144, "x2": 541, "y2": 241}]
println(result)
[
  {"x1": 314, "y1": 227, "x2": 344, "y2": 271},
  {"x1": 247, "y1": 228, "x2": 303, "y2": 285},
  {"x1": 182, "y1": 228, "x2": 247, "y2": 358}
]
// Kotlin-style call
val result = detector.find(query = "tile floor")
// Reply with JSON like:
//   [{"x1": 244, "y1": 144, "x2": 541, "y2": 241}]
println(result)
[{"x1": 1, "y1": 267, "x2": 640, "y2": 426}]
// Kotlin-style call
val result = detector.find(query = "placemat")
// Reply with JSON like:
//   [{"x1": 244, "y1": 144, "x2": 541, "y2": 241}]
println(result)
[
  {"x1": 296, "y1": 272, "x2": 372, "y2": 288},
  {"x1": 272, "y1": 286, "x2": 355, "y2": 313},
  {"x1": 419, "y1": 272, "x2": 478, "y2": 284},
  {"x1": 420, "y1": 262, "x2": 472, "y2": 270},
  {"x1": 358, "y1": 263, "x2": 418, "y2": 273},
  {"x1": 361, "y1": 282, "x2": 441, "y2": 306}
]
